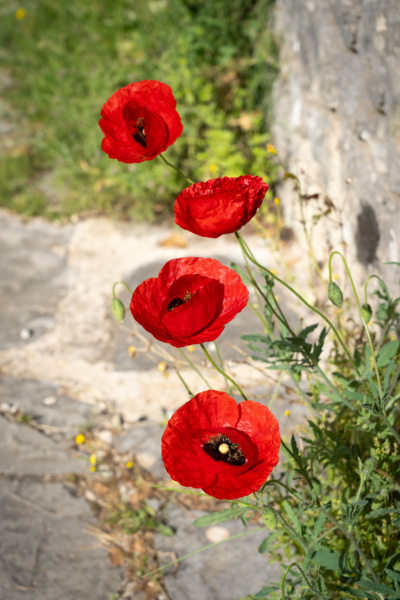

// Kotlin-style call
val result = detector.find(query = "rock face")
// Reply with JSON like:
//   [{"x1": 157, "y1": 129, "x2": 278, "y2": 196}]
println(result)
[{"x1": 273, "y1": 0, "x2": 400, "y2": 291}]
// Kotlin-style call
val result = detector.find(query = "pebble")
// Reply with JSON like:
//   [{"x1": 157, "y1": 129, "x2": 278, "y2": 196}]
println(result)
[
  {"x1": 205, "y1": 526, "x2": 230, "y2": 543},
  {"x1": 19, "y1": 327, "x2": 33, "y2": 340},
  {"x1": 97, "y1": 429, "x2": 112, "y2": 444},
  {"x1": 136, "y1": 452, "x2": 156, "y2": 470},
  {"x1": 84, "y1": 489, "x2": 97, "y2": 503},
  {"x1": 43, "y1": 395, "x2": 57, "y2": 406}
]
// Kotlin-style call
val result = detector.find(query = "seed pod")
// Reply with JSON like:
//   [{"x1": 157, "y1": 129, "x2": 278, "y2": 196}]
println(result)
[
  {"x1": 262, "y1": 507, "x2": 277, "y2": 529},
  {"x1": 328, "y1": 281, "x2": 343, "y2": 307},
  {"x1": 111, "y1": 297, "x2": 125, "y2": 322},
  {"x1": 361, "y1": 303, "x2": 372, "y2": 323}
]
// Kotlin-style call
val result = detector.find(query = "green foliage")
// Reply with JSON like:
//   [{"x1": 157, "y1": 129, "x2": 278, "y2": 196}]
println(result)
[
  {"x1": 198, "y1": 262, "x2": 400, "y2": 599},
  {"x1": 0, "y1": 0, "x2": 277, "y2": 220},
  {"x1": 192, "y1": 504, "x2": 252, "y2": 527},
  {"x1": 106, "y1": 502, "x2": 173, "y2": 536}
]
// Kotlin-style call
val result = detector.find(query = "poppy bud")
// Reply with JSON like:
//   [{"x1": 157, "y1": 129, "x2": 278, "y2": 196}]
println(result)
[
  {"x1": 262, "y1": 507, "x2": 277, "y2": 529},
  {"x1": 361, "y1": 303, "x2": 372, "y2": 323},
  {"x1": 111, "y1": 297, "x2": 125, "y2": 322},
  {"x1": 328, "y1": 281, "x2": 343, "y2": 307}
]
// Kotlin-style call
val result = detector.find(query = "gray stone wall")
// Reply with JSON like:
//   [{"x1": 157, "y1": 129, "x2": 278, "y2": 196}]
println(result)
[{"x1": 273, "y1": 0, "x2": 400, "y2": 292}]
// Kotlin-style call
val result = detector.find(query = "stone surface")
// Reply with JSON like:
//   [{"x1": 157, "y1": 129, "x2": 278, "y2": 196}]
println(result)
[
  {"x1": 273, "y1": 0, "x2": 400, "y2": 293},
  {"x1": 0, "y1": 480, "x2": 122, "y2": 600},
  {"x1": 113, "y1": 421, "x2": 167, "y2": 480},
  {"x1": 155, "y1": 504, "x2": 281, "y2": 600},
  {"x1": 0, "y1": 208, "x2": 309, "y2": 600},
  {"x1": 0, "y1": 376, "x2": 95, "y2": 433},
  {"x1": 0, "y1": 210, "x2": 73, "y2": 349}
]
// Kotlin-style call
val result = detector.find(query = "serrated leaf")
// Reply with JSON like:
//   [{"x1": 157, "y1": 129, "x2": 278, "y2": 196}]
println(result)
[
  {"x1": 312, "y1": 513, "x2": 327, "y2": 539},
  {"x1": 377, "y1": 340, "x2": 399, "y2": 367},
  {"x1": 386, "y1": 568, "x2": 400, "y2": 584},
  {"x1": 359, "y1": 577, "x2": 398, "y2": 597},
  {"x1": 367, "y1": 507, "x2": 400, "y2": 519},
  {"x1": 192, "y1": 505, "x2": 246, "y2": 527}
]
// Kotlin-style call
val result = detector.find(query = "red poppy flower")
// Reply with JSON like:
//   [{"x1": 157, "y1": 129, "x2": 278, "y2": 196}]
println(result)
[
  {"x1": 99, "y1": 80, "x2": 183, "y2": 163},
  {"x1": 130, "y1": 257, "x2": 249, "y2": 348},
  {"x1": 174, "y1": 176, "x2": 269, "y2": 238},
  {"x1": 161, "y1": 390, "x2": 281, "y2": 499}
]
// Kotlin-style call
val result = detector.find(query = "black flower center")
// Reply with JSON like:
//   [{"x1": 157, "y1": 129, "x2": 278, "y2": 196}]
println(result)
[
  {"x1": 132, "y1": 117, "x2": 147, "y2": 147},
  {"x1": 167, "y1": 291, "x2": 193, "y2": 312},
  {"x1": 203, "y1": 434, "x2": 246, "y2": 466},
  {"x1": 167, "y1": 297, "x2": 185, "y2": 311}
]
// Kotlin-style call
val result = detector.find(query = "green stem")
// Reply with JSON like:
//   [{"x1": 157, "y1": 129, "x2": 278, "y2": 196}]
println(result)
[
  {"x1": 142, "y1": 527, "x2": 262, "y2": 579},
  {"x1": 200, "y1": 343, "x2": 248, "y2": 401},
  {"x1": 174, "y1": 367, "x2": 193, "y2": 397},
  {"x1": 112, "y1": 280, "x2": 133, "y2": 297},
  {"x1": 159, "y1": 153, "x2": 194, "y2": 184},
  {"x1": 178, "y1": 348, "x2": 212, "y2": 388},
  {"x1": 214, "y1": 341, "x2": 233, "y2": 394},
  {"x1": 268, "y1": 371, "x2": 285, "y2": 410},
  {"x1": 329, "y1": 251, "x2": 382, "y2": 397},
  {"x1": 320, "y1": 508, "x2": 380, "y2": 584},
  {"x1": 299, "y1": 195, "x2": 325, "y2": 286},
  {"x1": 280, "y1": 438, "x2": 316, "y2": 496},
  {"x1": 281, "y1": 561, "x2": 325, "y2": 600},
  {"x1": 235, "y1": 232, "x2": 358, "y2": 373},
  {"x1": 364, "y1": 274, "x2": 395, "y2": 353},
  {"x1": 242, "y1": 250, "x2": 294, "y2": 335}
]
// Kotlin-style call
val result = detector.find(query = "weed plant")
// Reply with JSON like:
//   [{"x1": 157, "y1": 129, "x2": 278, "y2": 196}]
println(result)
[{"x1": 0, "y1": 0, "x2": 277, "y2": 220}]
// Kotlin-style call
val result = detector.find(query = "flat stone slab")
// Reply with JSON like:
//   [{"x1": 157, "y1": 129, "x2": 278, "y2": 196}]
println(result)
[
  {"x1": 0, "y1": 376, "x2": 96, "y2": 434},
  {"x1": 0, "y1": 479, "x2": 122, "y2": 600},
  {"x1": 155, "y1": 504, "x2": 281, "y2": 600},
  {"x1": 0, "y1": 210, "x2": 72, "y2": 350}
]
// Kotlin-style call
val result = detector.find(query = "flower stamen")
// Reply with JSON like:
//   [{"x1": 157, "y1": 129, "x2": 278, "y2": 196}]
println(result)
[
  {"x1": 132, "y1": 117, "x2": 147, "y2": 147},
  {"x1": 167, "y1": 291, "x2": 194, "y2": 312},
  {"x1": 203, "y1": 434, "x2": 246, "y2": 466}
]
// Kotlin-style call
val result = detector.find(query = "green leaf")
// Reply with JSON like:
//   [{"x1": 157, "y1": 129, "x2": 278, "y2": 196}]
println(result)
[
  {"x1": 283, "y1": 500, "x2": 301, "y2": 535},
  {"x1": 377, "y1": 340, "x2": 399, "y2": 367},
  {"x1": 311, "y1": 547, "x2": 340, "y2": 571},
  {"x1": 312, "y1": 513, "x2": 327, "y2": 540},
  {"x1": 359, "y1": 577, "x2": 398, "y2": 597},
  {"x1": 258, "y1": 534, "x2": 275, "y2": 554},
  {"x1": 386, "y1": 568, "x2": 400, "y2": 585},
  {"x1": 192, "y1": 505, "x2": 247, "y2": 527},
  {"x1": 252, "y1": 585, "x2": 279, "y2": 598}
]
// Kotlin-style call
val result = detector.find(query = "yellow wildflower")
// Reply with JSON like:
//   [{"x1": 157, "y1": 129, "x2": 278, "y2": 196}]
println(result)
[
  {"x1": 266, "y1": 143, "x2": 277, "y2": 154},
  {"x1": 284, "y1": 410, "x2": 291, "y2": 417},
  {"x1": 128, "y1": 345, "x2": 137, "y2": 358},
  {"x1": 126, "y1": 461, "x2": 134, "y2": 469},
  {"x1": 158, "y1": 361, "x2": 167, "y2": 373},
  {"x1": 187, "y1": 345, "x2": 196, "y2": 352},
  {"x1": 274, "y1": 197, "x2": 280, "y2": 205},
  {"x1": 333, "y1": 273, "x2": 339, "y2": 280},
  {"x1": 15, "y1": 8, "x2": 26, "y2": 20},
  {"x1": 209, "y1": 164, "x2": 217, "y2": 175},
  {"x1": 89, "y1": 453, "x2": 97, "y2": 465},
  {"x1": 75, "y1": 433, "x2": 85, "y2": 445},
  {"x1": 90, "y1": 466, "x2": 96, "y2": 473}
]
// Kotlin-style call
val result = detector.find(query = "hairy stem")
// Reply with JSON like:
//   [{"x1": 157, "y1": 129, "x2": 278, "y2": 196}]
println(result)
[{"x1": 200, "y1": 343, "x2": 248, "y2": 401}]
